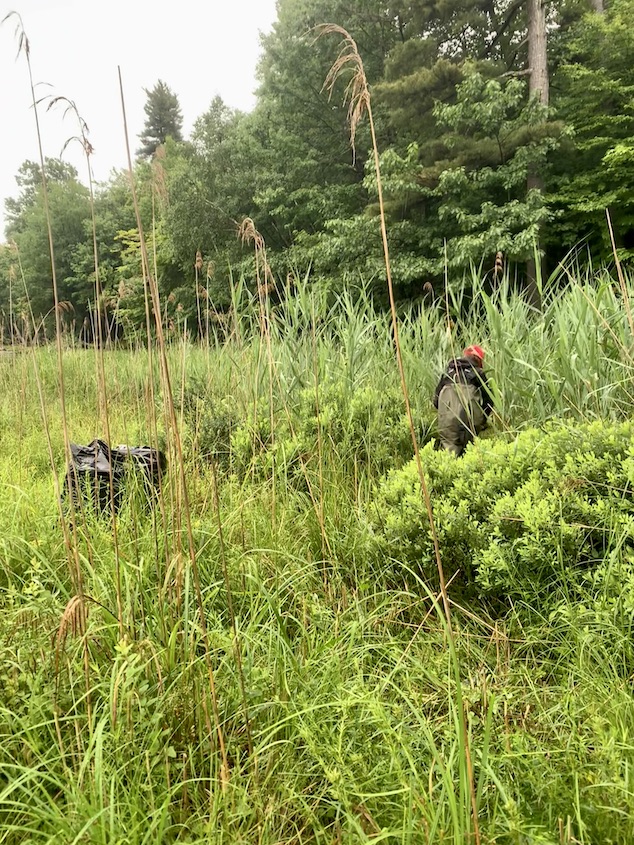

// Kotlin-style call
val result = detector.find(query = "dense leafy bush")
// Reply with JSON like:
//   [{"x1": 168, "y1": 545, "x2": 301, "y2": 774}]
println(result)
[
  {"x1": 196, "y1": 378, "x2": 433, "y2": 483},
  {"x1": 370, "y1": 421, "x2": 634, "y2": 604}
]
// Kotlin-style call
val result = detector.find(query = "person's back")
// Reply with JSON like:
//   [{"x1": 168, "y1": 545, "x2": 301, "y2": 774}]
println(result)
[{"x1": 433, "y1": 345, "x2": 493, "y2": 456}]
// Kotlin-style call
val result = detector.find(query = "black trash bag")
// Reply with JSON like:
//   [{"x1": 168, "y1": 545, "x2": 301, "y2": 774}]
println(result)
[
  {"x1": 113, "y1": 445, "x2": 167, "y2": 501},
  {"x1": 64, "y1": 439, "x2": 165, "y2": 513},
  {"x1": 64, "y1": 439, "x2": 126, "y2": 513}
]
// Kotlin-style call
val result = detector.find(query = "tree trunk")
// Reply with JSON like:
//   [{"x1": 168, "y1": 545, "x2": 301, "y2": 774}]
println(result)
[
  {"x1": 589, "y1": 0, "x2": 604, "y2": 12},
  {"x1": 527, "y1": 0, "x2": 549, "y2": 106},
  {"x1": 525, "y1": 0, "x2": 549, "y2": 309}
]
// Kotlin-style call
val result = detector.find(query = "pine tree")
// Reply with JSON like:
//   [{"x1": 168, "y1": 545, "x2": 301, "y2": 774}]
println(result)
[{"x1": 137, "y1": 80, "x2": 184, "y2": 158}]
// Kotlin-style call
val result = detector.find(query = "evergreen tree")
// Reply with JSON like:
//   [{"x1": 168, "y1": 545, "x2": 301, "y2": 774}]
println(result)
[
  {"x1": 549, "y1": 0, "x2": 634, "y2": 263},
  {"x1": 251, "y1": 0, "x2": 400, "y2": 251},
  {"x1": 137, "y1": 80, "x2": 184, "y2": 158}
]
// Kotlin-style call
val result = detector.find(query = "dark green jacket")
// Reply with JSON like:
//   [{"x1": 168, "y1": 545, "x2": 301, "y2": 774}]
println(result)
[{"x1": 433, "y1": 357, "x2": 493, "y2": 417}]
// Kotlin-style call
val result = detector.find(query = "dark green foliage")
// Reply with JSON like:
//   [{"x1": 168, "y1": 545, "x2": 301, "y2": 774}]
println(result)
[
  {"x1": 371, "y1": 419, "x2": 634, "y2": 604},
  {"x1": 5, "y1": 0, "x2": 634, "y2": 330},
  {"x1": 237, "y1": 0, "x2": 398, "y2": 270},
  {"x1": 137, "y1": 79, "x2": 184, "y2": 159},
  {"x1": 69, "y1": 172, "x2": 138, "y2": 334},
  {"x1": 4, "y1": 159, "x2": 92, "y2": 322},
  {"x1": 3, "y1": 158, "x2": 79, "y2": 232},
  {"x1": 182, "y1": 377, "x2": 238, "y2": 466},
  {"x1": 158, "y1": 106, "x2": 258, "y2": 305},
  {"x1": 549, "y1": 0, "x2": 634, "y2": 262},
  {"x1": 303, "y1": 69, "x2": 564, "y2": 291}
]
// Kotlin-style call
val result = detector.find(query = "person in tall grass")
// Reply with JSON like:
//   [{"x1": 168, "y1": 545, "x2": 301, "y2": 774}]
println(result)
[{"x1": 433, "y1": 344, "x2": 493, "y2": 456}]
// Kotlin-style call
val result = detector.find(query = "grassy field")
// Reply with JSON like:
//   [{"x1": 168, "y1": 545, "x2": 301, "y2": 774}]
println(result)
[{"x1": 1, "y1": 273, "x2": 634, "y2": 843}]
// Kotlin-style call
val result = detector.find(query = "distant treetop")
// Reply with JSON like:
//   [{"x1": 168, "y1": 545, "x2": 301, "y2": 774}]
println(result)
[{"x1": 137, "y1": 79, "x2": 184, "y2": 158}]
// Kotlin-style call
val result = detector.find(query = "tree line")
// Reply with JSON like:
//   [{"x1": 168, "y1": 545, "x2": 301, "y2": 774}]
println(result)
[{"x1": 1, "y1": 0, "x2": 633, "y2": 338}]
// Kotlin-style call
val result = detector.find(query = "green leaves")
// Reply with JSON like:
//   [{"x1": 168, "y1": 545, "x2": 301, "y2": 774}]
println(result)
[
  {"x1": 549, "y1": 0, "x2": 634, "y2": 261},
  {"x1": 371, "y1": 420, "x2": 634, "y2": 603},
  {"x1": 4, "y1": 160, "x2": 92, "y2": 321}
]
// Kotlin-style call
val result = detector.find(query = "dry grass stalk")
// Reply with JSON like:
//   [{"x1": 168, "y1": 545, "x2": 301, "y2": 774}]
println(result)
[
  {"x1": 210, "y1": 461, "x2": 254, "y2": 759},
  {"x1": 315, "y1": 24, "x2": 370, "y2": 160},
  {"x1": 606, "y1": 209, "x2": 634, "y2": 343},
  {"x1": 195, "y1": 251, "x2": 204, "y2": 338},
  {"x1": 238, "y1": 217, "x2": 278, "y2": 527},
  {"x1": 3, "y1": 12, "x2": 80, "y2": 583},
  {"x1": 118, "y1": 66, "x2": 229, "y2": 780},
  {"x1": 5, "y1": 12, "x2": 94, "y2": 721},
  {"x1": 50, "y1": 92, "x2": 126, "y2": 638},
  {"x1": 152, "y1": 145, "x2": 169, "y2": 207},
  {"x1": 316, "y1": 21, "x2": 452, "y2": 635},
  {"x1": 317, "y1": 24, "x2": 481, "y2": 844},
  {"x1": 239, "y1": 217, "x2": 277, "y2": 302},
  {"x1": 56, "y1": 595, "x2": 88, "y2": 644},
  {"x1": 54, "y1": 594, "x2": 90, "y2": 680}
]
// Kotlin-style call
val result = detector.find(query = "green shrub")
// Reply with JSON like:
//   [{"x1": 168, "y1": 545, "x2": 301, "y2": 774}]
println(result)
[
  {"x1": 229, "y1": 379, "x2": 433, "y2": 484},
  {"x1": 369, "y1": 420, "x2": 634, "y2": 604},
  {"x1": 181, "y1": 377, "x2": 238, "y2": 466}
]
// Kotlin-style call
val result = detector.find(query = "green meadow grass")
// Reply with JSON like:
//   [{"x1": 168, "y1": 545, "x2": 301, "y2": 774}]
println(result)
[{"x1": 1, "y1": 272, "x2": 634, "y2": 843}]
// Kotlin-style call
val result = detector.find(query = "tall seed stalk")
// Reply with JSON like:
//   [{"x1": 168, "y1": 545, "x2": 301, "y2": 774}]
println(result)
[
  {"x1": 4, "y1": 13, "x2": 81, "y2": 586},
  {"x1": 606, "y1": 209, "x2": 634, "y2": 343},
  {"x1": 4, "y1": 13, "x2": 93, "y2": 724},
  {"x1": 118, "y1": 67, "x2": 229, "y2": 783},
  {"x1": 51, "y1": 95, "x2": 126, "y2": 638},
  {"x1": 239, "y1": 218, "x2": 278, "y2": 530},
  {"x1": 316, "y1": 24, "x2": 481, "y2": 843},
  {"x1": 150, "y1": 158, "x2": 183, "y2": 619},
  {"x1": 195, "y1": 249, "x2": 204, "y2": 340},
  {"x1": 311, "y1": 296, "x2": 327, "y2": 560}
]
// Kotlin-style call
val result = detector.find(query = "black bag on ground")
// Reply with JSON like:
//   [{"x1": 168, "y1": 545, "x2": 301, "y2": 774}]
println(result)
[
  {"x1": 64, "y1": 439, "x2": 165, "y2": 513},
  {"x1": 113, "y1": 444, "x2": 167, "y2": 500}
]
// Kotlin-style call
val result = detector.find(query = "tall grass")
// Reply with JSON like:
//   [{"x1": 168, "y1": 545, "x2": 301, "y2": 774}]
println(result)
[
  {"x1": 2, "y1": 268, "x2": 634, "y2": 842},
  {"x1": 3, "y1": 14, "x2": 634, "y2": 839}
]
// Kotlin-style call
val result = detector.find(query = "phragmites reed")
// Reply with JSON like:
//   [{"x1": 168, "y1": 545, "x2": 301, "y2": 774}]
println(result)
[
  {"x1": 118, "y1": 66, "x2": 231, "y2": 786},
  {"x1": 606, "y1": 209, "x2": 634, "y2": 342},
  {"x1": 316, "y1": 24, "x2": 370, "y2": 160},
  {"x1": 4, "y1": 12, "x2": 94, "y2": 722},
  {"x1": 55, "y1": 594, "x2": 90, "y2": 668},
  {"x1": 152, "y1": 144, "x2": 169, "y2": 207},
  {"x1": 3, "y1": 12, "x2": 77, "y2": 569},
  {"x1": 315, "y1": 23, "x2": 481, "y2": 844},
  {"x1": 314, "y1": 21, "x2": 451, "y2": 632},
  {"x1": 238, "y1": 217, "x2": 277, "y2": 525},
  {"x1": 239, "y1": 219, "x2": 277, "y2": 303},
  {"x1": 195, "y1": 250, "x2": 204, "y2": 337},
  {"x1": 48, "y1": 96, "x2": 94, "y2": 159},
  {"x1": 49, "y1": 93, "x2": 126, "y2": 639}
]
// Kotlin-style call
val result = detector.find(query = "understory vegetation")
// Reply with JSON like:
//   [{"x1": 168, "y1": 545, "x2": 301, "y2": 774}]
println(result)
[{"x1": 1, "y1": 273, "x2": 634, "y2": 843}]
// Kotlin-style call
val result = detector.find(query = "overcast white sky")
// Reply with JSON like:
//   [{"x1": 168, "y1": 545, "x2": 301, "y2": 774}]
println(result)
[{"x1": 1, "y1": 0, "x2": 279, "y2": 238}]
